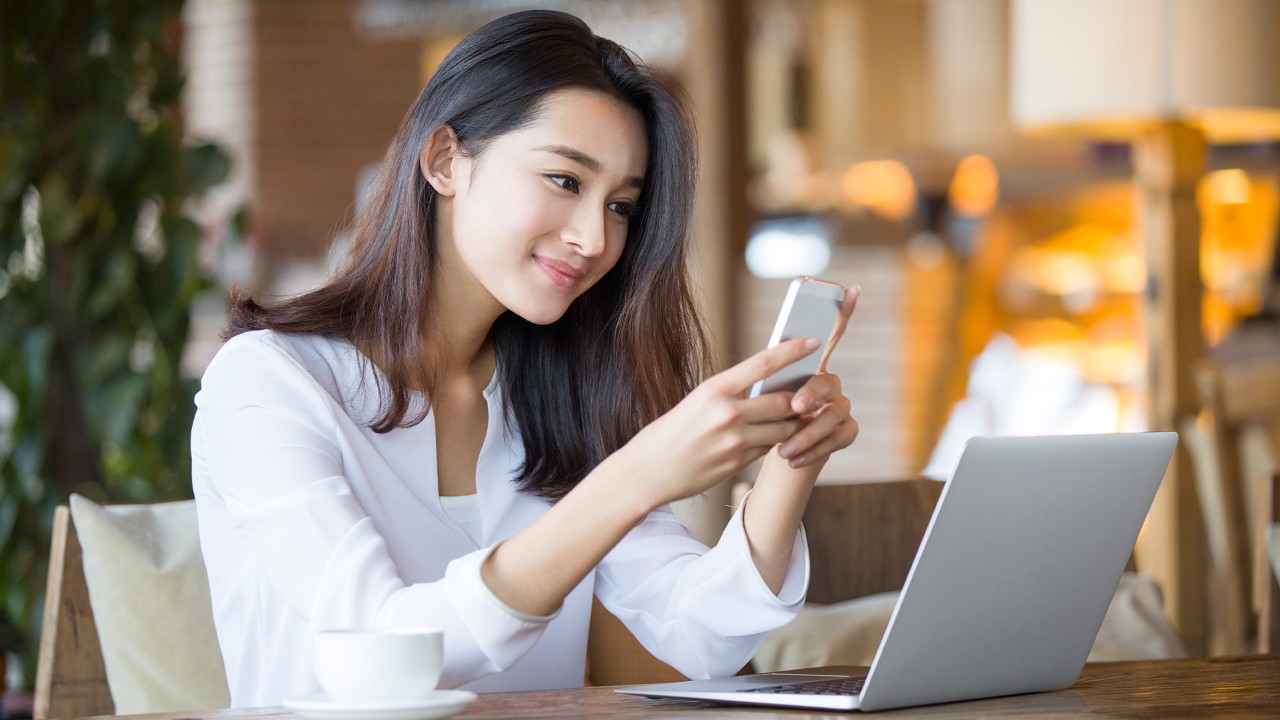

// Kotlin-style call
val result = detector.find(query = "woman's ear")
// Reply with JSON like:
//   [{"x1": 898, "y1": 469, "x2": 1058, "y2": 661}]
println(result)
[{"x1": 420, "y1": 124, "x2": 462, "y2": 197}]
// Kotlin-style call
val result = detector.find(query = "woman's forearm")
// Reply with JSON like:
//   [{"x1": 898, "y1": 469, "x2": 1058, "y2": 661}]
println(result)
[
  {"x1": 742, "y1": 448, "x2": 822, "y2": 594},
  {"x1": 479, "y1": 448, "x2": 654, "y2": 617}
]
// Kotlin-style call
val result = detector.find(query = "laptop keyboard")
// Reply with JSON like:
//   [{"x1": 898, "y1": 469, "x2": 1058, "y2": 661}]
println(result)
[{"x1": 743, "y1": 678, "x2": 866, "y2": 696}]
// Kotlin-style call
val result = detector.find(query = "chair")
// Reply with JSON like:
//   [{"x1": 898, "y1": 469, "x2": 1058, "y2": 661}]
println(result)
[
  {"x1": 584, "y1": 600, "x2": 687, "y2": 686},
  {"x1": 33, "y1": 506, "x2": 112, "y2": 719},
  {"x1": 1183, "y1": 354, "x2": 1280, "y2": 654},
  {"x1": 1256, "y1": 472, "x2": 1280, "y2": 652},
  {"x1": 34, "y1": 498, "x2": 229, "y2": 718},
  {"x1": 802, "y1": 478, "x2": 944, "y2": 604}
]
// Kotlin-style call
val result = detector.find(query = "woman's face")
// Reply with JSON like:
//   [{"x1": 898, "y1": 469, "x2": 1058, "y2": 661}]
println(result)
[{"x1": 433, "y1": 89, "x2": 648, "y2": 326}]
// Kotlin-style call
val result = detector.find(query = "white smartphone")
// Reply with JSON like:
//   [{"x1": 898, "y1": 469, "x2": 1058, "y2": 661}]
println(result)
[{"x1": 748, "y1": 276, "x2": 847, "y2": 399}]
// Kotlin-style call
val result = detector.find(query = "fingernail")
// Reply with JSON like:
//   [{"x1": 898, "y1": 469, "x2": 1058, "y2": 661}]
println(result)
[
  {"x1": 789, "y1": 456, "x2": 806, "y2": 468},
  {"x1": 780, "y1": 442, "x2": 796, "y2": 459},
  {"x1": 804, "y1": 337, "x2": 820, "y2": 350},
  {"x1": 793, "y1": 393, "x2": 808, "y2": 411}
]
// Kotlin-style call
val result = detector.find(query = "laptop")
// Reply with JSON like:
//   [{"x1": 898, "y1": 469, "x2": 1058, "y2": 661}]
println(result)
[{"x1": 617, "y1": 432, "x2": 1177, "y2": 712}]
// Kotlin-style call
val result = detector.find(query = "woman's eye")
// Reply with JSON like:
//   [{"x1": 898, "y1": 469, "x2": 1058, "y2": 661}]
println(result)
[
  {"x1": 548, "y1": 174, "x2": 580, "y2": 194},
  {"x1": 608, "y1": 200, "x2": 638, "y2": 218}
]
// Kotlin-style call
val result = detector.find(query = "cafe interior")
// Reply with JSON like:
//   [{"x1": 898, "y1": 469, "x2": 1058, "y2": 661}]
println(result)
[{"x1": 4, "y1": 0, "x2": 1280, "y2": 717}]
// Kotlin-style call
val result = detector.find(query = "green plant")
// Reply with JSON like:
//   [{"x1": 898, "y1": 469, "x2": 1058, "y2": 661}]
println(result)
[{"x1": 0, "y1": 1, "x2": 230, "y2": 683}]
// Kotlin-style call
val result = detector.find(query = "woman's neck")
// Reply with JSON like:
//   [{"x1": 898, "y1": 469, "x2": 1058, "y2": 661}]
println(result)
[
  {"x1": 428, "y1": 208, "x2": 505, "y2": 388},
  {"x1": 431, "y1": 276, "x2": 501, "y2": 389}
]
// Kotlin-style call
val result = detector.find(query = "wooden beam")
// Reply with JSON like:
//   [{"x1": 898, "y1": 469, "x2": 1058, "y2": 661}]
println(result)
[
  {"x1": 1133, "y1": 121, "x2": 1207, "y2": 655},
  {"x1": 678, "y1": 0, "x2": 749, "y2": 543}
]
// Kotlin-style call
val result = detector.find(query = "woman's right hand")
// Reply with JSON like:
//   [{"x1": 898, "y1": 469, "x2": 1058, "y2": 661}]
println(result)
[{"x1": 615, "y1": 337, "x2": 822, "y2": 508}]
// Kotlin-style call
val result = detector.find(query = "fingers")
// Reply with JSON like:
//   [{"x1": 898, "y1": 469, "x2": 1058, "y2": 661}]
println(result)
[
  {"x1": 818, "y1": 285, "x2": 860, "y2": 374},
  {"x1": 708, "y1": 337, "x2": 821, "y2": 395},
  {"x1": 789, "y1": 373, "x2": 840, "y2": 416},
  {"x1": 783, "y1": 416, "x2": 860, "y2": 468},
  {"x1": 778, "y1": 396, "x2": 856, "y2": 467},
  {"x1": 738, "y1": 390, "x2": 800, "y2": 424},
  {"x1": 841, "y1": 284, "x2": 861, "y2": 318},
  {"x1": 741, "y1": 417, "x2": 806, "y2": 450}
]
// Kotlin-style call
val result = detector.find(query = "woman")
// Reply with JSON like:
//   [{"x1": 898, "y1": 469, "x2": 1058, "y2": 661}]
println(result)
[{"x1": 192, "y1": 9, "x2": 858, "y2": 707}]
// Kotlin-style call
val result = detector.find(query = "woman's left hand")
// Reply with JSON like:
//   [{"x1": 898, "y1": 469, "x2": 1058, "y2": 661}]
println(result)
[{"x1": 773, "y1": 285, "x2": 860, "y2": 469}]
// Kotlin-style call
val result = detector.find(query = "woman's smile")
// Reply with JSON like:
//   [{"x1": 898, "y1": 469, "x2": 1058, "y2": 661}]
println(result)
[{"x1": 533, "y1": 254, "x2": 587, "y2": 289}]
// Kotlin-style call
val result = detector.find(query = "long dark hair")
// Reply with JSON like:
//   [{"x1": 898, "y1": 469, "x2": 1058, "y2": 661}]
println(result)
[{"x1": 226, "y1": 10, "x2": 710, "y2": 501}]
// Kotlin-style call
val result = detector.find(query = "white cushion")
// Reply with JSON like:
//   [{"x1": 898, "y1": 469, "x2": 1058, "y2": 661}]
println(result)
[
  {"x1": 70, "y1": 495, "x2": 230, "y2": 714},
  {"x1": 1088, "y1": 572, "x2": 1186, "y2": 661},
  {"x1": 753, "y1": 592, "x2": 898, "y2": 671},
  {"x1": 754, "y1": 572, "x2": 1184, "y2": 672}
]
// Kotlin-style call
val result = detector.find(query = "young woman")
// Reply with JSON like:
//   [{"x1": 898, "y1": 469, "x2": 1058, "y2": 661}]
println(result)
[{"x1": 192, "y1": 9, "x2": 858, "y2": 707}]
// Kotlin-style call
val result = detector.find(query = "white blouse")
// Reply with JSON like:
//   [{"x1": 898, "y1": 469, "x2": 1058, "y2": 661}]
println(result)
[
  {"x1": 437, "y1": 494, "x2": 482, "y2": 548},
  {"x1": 191, "y1": 330, "x2": 808, "y2": 707}
]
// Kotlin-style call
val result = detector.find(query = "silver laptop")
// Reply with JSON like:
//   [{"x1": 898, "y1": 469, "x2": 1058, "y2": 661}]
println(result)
[{"x1": 617, "y1": 432, "x2": 1177, "y2": 712}]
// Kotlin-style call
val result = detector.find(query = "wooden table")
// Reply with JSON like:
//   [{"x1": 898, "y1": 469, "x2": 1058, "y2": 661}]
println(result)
[{"x1": 67, "y1": 654, "x2": 1280, "y2": 719}]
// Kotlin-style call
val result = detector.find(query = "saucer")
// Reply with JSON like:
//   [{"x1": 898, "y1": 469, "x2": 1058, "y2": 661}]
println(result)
[{"x1": 283, "y1": 690, "x2": 476, "y2": 720}]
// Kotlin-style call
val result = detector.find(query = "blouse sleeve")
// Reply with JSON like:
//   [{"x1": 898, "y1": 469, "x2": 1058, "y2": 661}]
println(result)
[
  {"x1": 195, "y1": 334, "x2": 550, "y2": 688},
  {"x1": 592, "y1": 494, "x2": 809, "y2": 679}
]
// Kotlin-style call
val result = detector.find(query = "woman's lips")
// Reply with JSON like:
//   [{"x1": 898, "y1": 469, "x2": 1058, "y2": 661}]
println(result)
[{"x1": 534, "y1": 256, "x2": 585, "y2": 288}]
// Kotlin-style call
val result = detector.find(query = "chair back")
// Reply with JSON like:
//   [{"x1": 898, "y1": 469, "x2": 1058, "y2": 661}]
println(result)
[
  {"x1": 1184, "y1": 355, "x2": 1280, "y2": 654},
  {"x1": 803, "y1": 478, "x2": 944, "y2": 604},
  {"x1": 33, "y1": 506, "x2": 113, "y2": 719},
  {"x1": 584, "y1": 599, "x2": 687, "y2": 686}
]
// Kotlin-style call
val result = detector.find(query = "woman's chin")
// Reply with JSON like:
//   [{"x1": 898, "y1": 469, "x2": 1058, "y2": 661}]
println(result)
[{"x1": 510, "y1": 304, "x2": 571, "y2": 326}]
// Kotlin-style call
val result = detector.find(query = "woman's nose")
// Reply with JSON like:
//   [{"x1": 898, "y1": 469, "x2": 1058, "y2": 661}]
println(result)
[{"x1": 561, "y1": 206, "x2": 608, "y2": 257}]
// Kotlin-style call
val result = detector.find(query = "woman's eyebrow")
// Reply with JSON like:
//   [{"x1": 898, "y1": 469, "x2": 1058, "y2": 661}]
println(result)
[{"x1": 535, "y1": 144, "x2": 644, "y2": 189}]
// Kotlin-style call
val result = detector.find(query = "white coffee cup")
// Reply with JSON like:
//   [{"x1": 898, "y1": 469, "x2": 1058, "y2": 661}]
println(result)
[{"x1": 313, "y1": 627, "x2": 444, "y2": 705}]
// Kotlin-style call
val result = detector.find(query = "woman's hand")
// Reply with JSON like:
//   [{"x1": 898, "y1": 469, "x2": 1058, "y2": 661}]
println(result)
[
  {"x1": 776, "y1": 285, "x2": 860, "y2": 469},
  {"x1": 744, "y1": 285, "x2": 860, "y2": 593},
  {"x1": 616, "y1": 336, "x2": 824, "y2": 508},
  {"x1": 774, "y1": 372, "x2": 857, "y2": 469}
]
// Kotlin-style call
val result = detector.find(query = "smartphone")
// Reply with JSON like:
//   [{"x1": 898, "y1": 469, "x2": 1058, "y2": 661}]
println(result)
[{"x1": 748, "y1": 276, "x2": 846, "y2": 399}]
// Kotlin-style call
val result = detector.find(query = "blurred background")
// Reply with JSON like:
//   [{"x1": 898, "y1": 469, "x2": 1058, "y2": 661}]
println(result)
[{"x1": 4, "y1": 0, "x2": 1280, "y2": 692}]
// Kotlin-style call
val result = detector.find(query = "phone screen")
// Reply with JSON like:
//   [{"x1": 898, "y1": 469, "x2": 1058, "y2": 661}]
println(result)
[{"x1": 748, "y1": 277, "x2": 845, "y2": 398}]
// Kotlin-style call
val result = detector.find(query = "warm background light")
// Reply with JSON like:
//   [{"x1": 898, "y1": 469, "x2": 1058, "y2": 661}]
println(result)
[
  {"x1": 948, "y1": 154, "x2": 1000, "y2": 218},
  {"x1": 1198, "y1": 169, "x2": 1279, "y2": 345},
  {"x1": 842, "y1": 160, "x2": 916, "y2": 221}
]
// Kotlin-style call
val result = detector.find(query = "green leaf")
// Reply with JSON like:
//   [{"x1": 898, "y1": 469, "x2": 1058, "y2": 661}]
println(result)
[
  {"x1": 36, "y1": 174, "x2": 82, "y2": 246},
  {"x1": 0, "y1": 499, "x2": 16, "y2": 552},
  {"x1": 185, "y1": 142, "x2": 231, "y2": 196},
  {"x1": 0, "y1": 134, "x2": 27, "y2": 206},
  {"x1": 77, "y1": 332, "x2": 131, "y2": 387},
  {"x1": 86, "y1": 246, "x2": 138, "y2": 319},
  {"x1": 21, "y1": 326, "x2": 51, "y2": 397},
  {"x1": 12, "y1": 430, "x2": 45, "y2": 498},
  {"x1": 95, "y1": 375, "x2": 147, "y2": 448}
]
